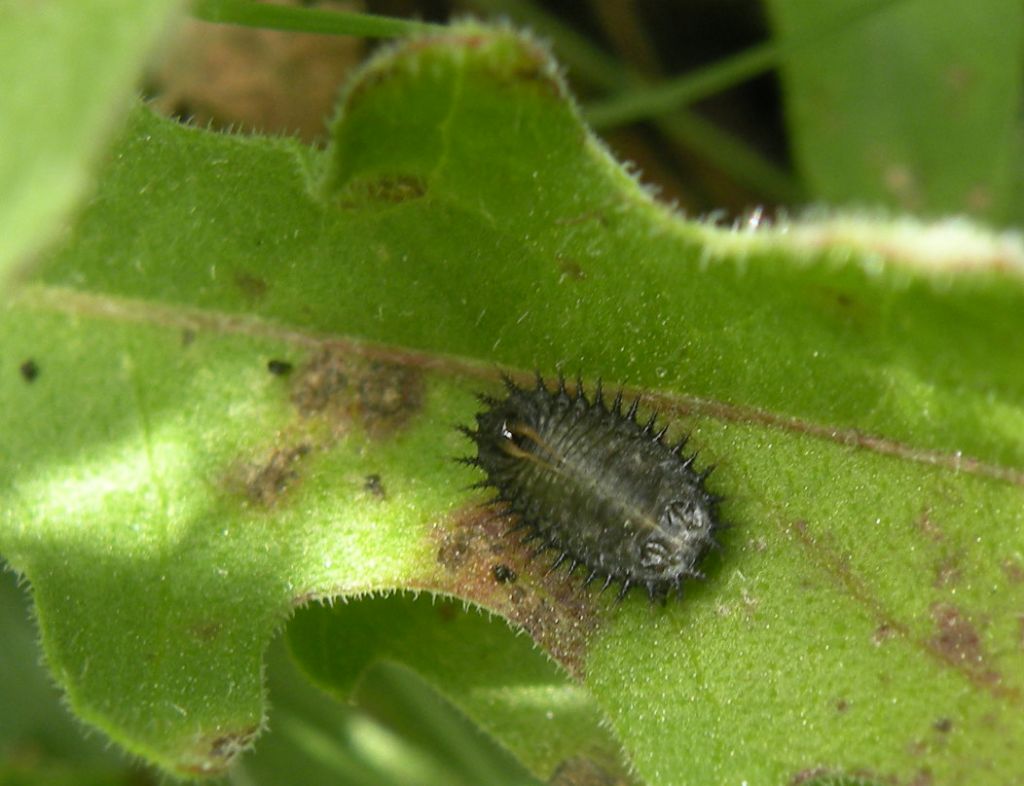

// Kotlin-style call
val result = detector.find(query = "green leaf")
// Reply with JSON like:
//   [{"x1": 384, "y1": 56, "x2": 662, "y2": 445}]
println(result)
[
  {"x1": 0, "y1": 0, "x2": 185, "y2": 282},
  {"x1": 765, "y1": 0, "x2": 1024, "y2": 222},
  {"x1": 244, "y1": 634, "x2": 534, "y2": 786},
  {"x1": 0, "y1": 573, "x2": 140, "y2": 779},
  {"x1": 1, "y1": 571, "x2": 511, "y2": 786},
  {"x1": 288, "y1": 594, "x2": 623, "y2": 784},
  {"x1": 2, "y1": 21, "x2": 1023, "y2": 785}
]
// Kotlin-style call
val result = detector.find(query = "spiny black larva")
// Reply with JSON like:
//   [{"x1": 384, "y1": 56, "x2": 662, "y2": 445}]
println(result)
[{"x1": 457, "y1": 372, "x2": 723, "y2": 603}]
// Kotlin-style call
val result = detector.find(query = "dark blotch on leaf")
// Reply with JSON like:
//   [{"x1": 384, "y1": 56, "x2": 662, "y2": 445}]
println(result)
[
  {"x1": 437, "y1": 532, "x2": 473, "y2": 572},
  {"x1": 1001, "y1": 557, "x2": 1024, "y2": 584},
  {"x1": 548, "y1": 754, "x2": 630, "y2": 786},
  {"x1": 930, "y1": 603, "x2": 985, "y2": 667},
  {"x1": 340, "y1": 64, "x2": 396, "y2": 112},
  {"x1": 233, "y1": 271, "x2": 268, "y2": 300},
  {"x1": 180, "y1": 725, "x2": 260, "y2": 775},
  {"x1": 791, "y1": 768, "x2": 886, "y2": 786},
  {"x1": 872, "y1": 623, "x2": 898, "y2": 645},
  {"x1": 189, "y1": 620, "x2": 224, "y2": 641},
  {"x1": 337, "y1": 174, "x2": 427, "y2": 206},
  {"x1": 367, "y1": 174, "x2": 426, "y2": 203},
  {"x1": 291, "y1": 349, "x2": 424, "y2": 436},
  {"x1": 433, "y1": 506, "x2": 600, "y2": 676},
  {"x1": 18, "y1": 359, "x2": 39, "y2": 383},
  {"x1": 242, "y1": 444, "x2": 311, "y2": 507},
  {"x1": 291, "y1": 349, "x2": 350, "y2": 414},
  {"x1": 357, "y1": 362, "x2": 423, "y2": 418},
  {"x1": 933, "y1": 554, "x2": 961, "y2": 588},
  {"x1": 267, "y1": 359, "x2": 294, "y2": 376},
  {"x1": 207, "y1": 726, "x2": 259, "y2": 761},
  {"x1": 557, "y1": 256, "x2": 587, "y2": 282},
  {"x1": 492, "y1": 563, "x2": 517, "y2": 584},
  {"x1": 363, "y1": 473, "x2": 386, "y2": 499}
]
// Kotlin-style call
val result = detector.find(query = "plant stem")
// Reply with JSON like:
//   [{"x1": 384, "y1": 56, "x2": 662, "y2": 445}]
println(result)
[
  {"x1": 463, "y1": 0, "x2": 804, "y2": 203},
  {"x1": 583, "y1": 44, "x2": 775, "y2": 130},
  {"x1": 189, "y1": 0, "x2": 443, "y2": 38},
  {"x1": 583, "y1": 0, "x2": 897, "y2": 129}
]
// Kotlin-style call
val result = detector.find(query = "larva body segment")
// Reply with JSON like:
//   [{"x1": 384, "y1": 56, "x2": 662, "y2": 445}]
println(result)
[{"x1": 460, "y1": 374, "x2": 721, "y2": 601}]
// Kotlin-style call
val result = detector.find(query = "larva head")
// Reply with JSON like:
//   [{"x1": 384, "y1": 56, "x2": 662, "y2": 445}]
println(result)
[
  {"x1": 471, "y1": 385, "x2": 558, "y2": 475},
  {"x1": 637, "y1": 494, "x2": 717, "y2": 582}
]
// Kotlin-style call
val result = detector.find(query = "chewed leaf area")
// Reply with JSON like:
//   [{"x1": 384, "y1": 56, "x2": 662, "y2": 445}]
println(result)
[{"x1": 1, "y1": 19, "x2": 1023, "y2": 786}]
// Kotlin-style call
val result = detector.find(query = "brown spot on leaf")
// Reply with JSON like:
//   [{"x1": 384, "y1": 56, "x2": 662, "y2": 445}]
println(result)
[
  {"x1": 915, "y1": 507, "x2": 944, "y2": 542},
  {"x1": 356, "y1": 362, "x2": 423, "y2": 420},
  {"x1": 223, "y1": 352, "x2": 422, "y2": 512},
  {"x1": 368, "y1": 174, "x2": 426, "y2": 203},
  {"x1": 790, "y1": 767, "x2": 893, "y2": 786},
  {"x1": 789, "y1": 520, "x2": 910, "y2": 644},
  {"x1": 180, "y1": 725, "x2": 260, "y2": 774},
  {"x1": 557, "y1": 256, "x2": 587, "y2": 282},
  {"x1": 930, "y1": 603, "x2": 985, "y2": 667},
  {"x1": 233, "y1": 271, "x2": 268, "y2": 300},
  {"x1": 208, "y1": 726, "x2": 259, "y2": 761},
  {"x1": 342, "y1": 65, "x2": 393, "y2": 108},
  {"x1": 427, "y1": 504, "x2": 602, "y2": 678},
  {"x1": 189, "y1": 620, "x2": 224, "y2": 641},
  {"x1": 909, "y1": 769, "x2": 934, "y2": 786},
  {"x1": 929, "y1": 604, "x2": 1019, "y2": 702},
  {"x1": 926, "y1": 603, "x2": 1015, "y2": 700},
  {"x1": 336, "y1": 173, "x2": 428, "y2": 206},
  {"x1": 548, "y1": 755, "x2": 633, "y2": 786},
  {"x1": 291, "y1": 349, "x2": 349, "y2": 414},
  {"x1": 789, "y1": 519, "x2": 1023, "y2": 705},
  {"x1": 835, "y1": 698, "x2": 849, "y2": 713},
  {"x1": 505, "y1": 57, "x2": 565, "y2": 100},
  {"x1": 873, "y1": 623, "x2": 898, "y2": 646},
  {"x1": 437, "y1": 529, "x2": 474, "y2": 572},
  {"x1": 291, "y1": 349, "x2": 424, "y2": 436},
  {"x1": 790, "y1": 767, "x2": 830, "y2": 785},
  {"x1": 932, "y1": 553, "x2": 962, "y2": 588},
  {"x1": 932, "y1": 717, "x2": 953, "y2": 733},
  {"x1": 806, "y1": 284, "x2": 874, "y2": 332},
  {"x1": 234, "y1": 444, "x2": 311, "y2": 507},
  {"x1": 1002, "y1": 557, "x2": 1024, "y2": 584},
  {"x1": 399, "y1": 31, "x2": 564, "y2": 100}
]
